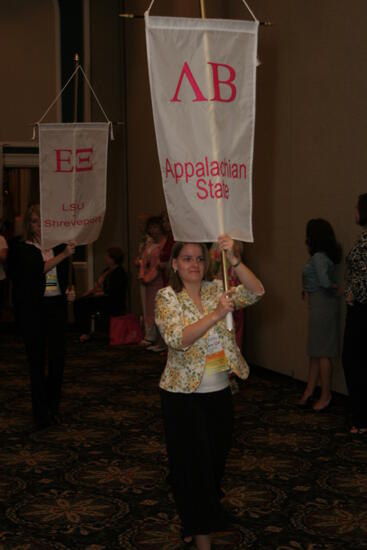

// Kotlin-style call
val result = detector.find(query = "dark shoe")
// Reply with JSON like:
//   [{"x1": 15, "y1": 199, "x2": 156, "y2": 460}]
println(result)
[
  {"x1": 313, "y1": 396, "x2": 332, "y2": 412},
  {"x1": 51, "y1": 413, "x2": 62, "y2": 426},
  {"x1": 34, "y1": 417, "x2": 53, "y2": 431},
  {"x1": 296, "y1": 395, "x2": 314, "y2": 409}
]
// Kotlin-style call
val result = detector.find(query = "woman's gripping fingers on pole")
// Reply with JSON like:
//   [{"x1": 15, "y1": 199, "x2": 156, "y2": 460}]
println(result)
[
  {"x1": 65, "y1": 241, "x2": 76, "y2": 257},
  {"x1": 218, "y1": 234, "x2": 237, "y2": 264}
]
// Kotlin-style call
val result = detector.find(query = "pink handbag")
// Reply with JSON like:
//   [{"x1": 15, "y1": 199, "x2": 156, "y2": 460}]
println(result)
[{"x1": 110, "y1": 314, "x2": 143, "y2": 345}]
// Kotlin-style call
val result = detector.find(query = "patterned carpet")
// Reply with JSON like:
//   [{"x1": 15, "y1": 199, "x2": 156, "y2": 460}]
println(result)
[{"x1": 0, "y1": 326, "x2": 366, "y2": 549}]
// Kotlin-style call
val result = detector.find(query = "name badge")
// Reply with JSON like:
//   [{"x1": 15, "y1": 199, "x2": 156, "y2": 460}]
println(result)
[
  {"x1": 45, "y1": 269, "x2": 58, "y2": 295},
  {"x1": 205, "y1": 330, "x2": 229, "y2": 375}
]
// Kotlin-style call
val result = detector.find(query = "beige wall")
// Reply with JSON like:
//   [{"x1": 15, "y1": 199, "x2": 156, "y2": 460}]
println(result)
[
  {"x1": 0, "y1": 0, "x2": 61, "y2": 141},
  {"x1": 119, "y1": 0, "x2": 367, "y2": 392},
  {"x1": 228, "y1": 0, "x2": 365, "y2": 392}
]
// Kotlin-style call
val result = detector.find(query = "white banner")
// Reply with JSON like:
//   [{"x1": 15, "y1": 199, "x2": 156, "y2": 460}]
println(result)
[
  {"x1": 39, "y1": 123, "x2": 109, "y2": 249},
  {"x1": 145, "y1": 15, "x2": 258, "y2": 242}
]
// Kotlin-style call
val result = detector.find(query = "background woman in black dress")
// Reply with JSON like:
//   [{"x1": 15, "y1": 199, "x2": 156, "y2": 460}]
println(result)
[{"x1": 9, "y1": 204, "x2": 75, "y2": 429}]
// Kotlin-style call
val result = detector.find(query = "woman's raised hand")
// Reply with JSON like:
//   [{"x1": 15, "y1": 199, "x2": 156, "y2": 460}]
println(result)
[
  {"x1": 64, "y1": 241, "x2": 76, "y2": 257},
  {"x1": 218, "y1": 234, "x2": 237, "y2": 265}
]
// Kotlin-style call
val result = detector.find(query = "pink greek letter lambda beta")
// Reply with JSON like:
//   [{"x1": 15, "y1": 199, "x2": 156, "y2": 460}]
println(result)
[
  {"x1": 170, "y1": 61, "x2": 237, "y2": 103},
  {"x1": 208, "y1": 62, "x2": 237, "y2": 102},
  {"x1": 170, "y1": 62, "x2": 207, "y2": 102}
]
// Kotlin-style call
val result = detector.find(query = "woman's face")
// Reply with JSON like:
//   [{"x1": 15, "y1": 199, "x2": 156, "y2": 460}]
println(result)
[
  {"x1": 138, "y1": 214, "x2": 149, "y2": 233},
  {"x1": 30, "y1": 212, "x2": 41, "y2": 241},
  {"x1": 105, "y1": 253, "x2": 116, "y2": 268},
  {"x1": 162, "y1": 214, "x2": 171, "y2": 233},
  {"x1": 148, "y1": 223, "x2": 162, "y2": 242},
  {"x1": 173, "y1": 244, "x2": 205, "y2": 286}
]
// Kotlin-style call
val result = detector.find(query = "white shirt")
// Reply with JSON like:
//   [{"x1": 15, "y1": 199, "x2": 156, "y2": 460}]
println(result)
[{"x1": 26, "y1": 241, "x2": 61, "y2": 297}]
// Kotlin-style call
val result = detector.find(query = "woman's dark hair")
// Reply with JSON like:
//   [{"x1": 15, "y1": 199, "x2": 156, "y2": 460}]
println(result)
[
  {"x1": 145, "y1": 216, "x2": 164, "y2": 236},
  {"x1": 169, "y1": 242, "x2": 211, "y2": 293},
  {"x1": 306, "y1": 218, "x2": 342, "y2": 264},
  {"x1": 107, "y1": 247, "x2": 124, "y2": 265},
  {"x1": 357, "y1": 193, "x2": 367, "y2": 226}
]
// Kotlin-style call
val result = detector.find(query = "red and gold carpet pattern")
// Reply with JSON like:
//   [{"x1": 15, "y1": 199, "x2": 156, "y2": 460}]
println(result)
[{"x1": 0, "y1": 330, "x2": 366, "y2": 549}]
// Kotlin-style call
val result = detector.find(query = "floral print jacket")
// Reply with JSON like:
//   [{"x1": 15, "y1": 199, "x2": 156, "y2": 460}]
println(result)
[
  {"x1": 155, "y1": 279, "x2": 264, "y2": 393},
  {"x1": 345, "y1": 229, "x2": 367, "y2": 304}
]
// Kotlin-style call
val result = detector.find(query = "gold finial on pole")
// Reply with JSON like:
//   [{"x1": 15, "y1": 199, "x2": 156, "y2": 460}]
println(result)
[
  {"x1": 119, "y1": 12, "x2": 140, "y2": 19},
  {"x1": 199, "y1": 0, "x2": 206, "y2": 19}
]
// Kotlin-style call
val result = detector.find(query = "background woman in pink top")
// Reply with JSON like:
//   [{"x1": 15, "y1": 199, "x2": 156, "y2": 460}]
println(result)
[{"x1": 139, "y1": 216, "x2": 167, "y2": 346}]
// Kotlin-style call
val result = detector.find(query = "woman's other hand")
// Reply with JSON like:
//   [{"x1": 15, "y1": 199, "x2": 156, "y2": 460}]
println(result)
[{"x1": 214, "y1": 289, "x2": 235, "y2": 320}]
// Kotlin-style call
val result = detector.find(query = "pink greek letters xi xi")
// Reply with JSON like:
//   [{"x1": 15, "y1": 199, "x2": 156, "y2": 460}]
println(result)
[
  {"x1": 54, "y1": 148, "x2": 94, "y2": 173},
  {"x1": 170, "y1": 61, "x2": 237, "y2": 103}
]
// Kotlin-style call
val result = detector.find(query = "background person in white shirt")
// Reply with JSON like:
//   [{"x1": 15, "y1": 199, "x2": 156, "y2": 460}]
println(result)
[{"x1": 8, "y1": 205, "x2": 75, "y2": 430}]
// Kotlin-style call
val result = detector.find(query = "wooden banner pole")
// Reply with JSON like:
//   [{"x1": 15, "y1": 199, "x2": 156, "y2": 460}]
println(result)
[
  {"x1": 199, "y1": 0, "x2": 233, "y2": 330},
  {"x1": 68, "y1": 53, "x2": 80, "y2": 291}
]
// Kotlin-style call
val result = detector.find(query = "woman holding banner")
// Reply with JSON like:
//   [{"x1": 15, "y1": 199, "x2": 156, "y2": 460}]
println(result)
[
  {"x1": 8, "y1": 204, "x2": 75, "y2": 430},
  {"x1": 155, "y1": 235, "x2": 264, "y2": 549}
]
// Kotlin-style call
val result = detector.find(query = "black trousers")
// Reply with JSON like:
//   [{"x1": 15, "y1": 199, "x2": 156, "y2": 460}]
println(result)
[
  {"x1": 342, "y1": 302, "x2": 367, "y2": 428},
  {"x1": 161, "y1": 387, "x2": 233, "y2": 537},
  {"x1": 19, "y1": 296, "x2": 67, "y2": 425}
]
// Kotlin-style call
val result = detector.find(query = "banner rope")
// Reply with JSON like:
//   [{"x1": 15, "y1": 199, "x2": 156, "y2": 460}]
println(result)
[
  {"x1": 241, "y1": 0, "x2": 258, "y2": 22},
  {"x1": 32, "y1": 65, "x2": 114, "y2": 140},
  {"x1": 146, "y1": 0, "x2": 155, "y2": 15}
]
